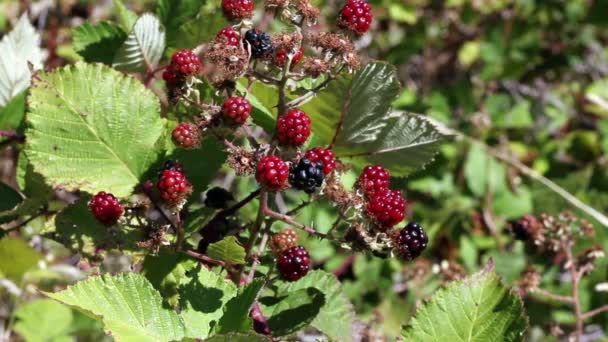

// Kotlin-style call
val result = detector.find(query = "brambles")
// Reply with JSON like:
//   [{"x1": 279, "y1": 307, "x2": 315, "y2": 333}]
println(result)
[
  {"x1": 244, "y1": 29, "x2": 274, "y2": 58},
  {"x1": 222, "y1": 96, "x2": 252, "y2": 125},
  {"x1": 391, "y1": 222, "x2": 428, "y2": 260},
  {"x1": 216, "y1": 27, "x2": 241, "y2": 46},
  {"x1": 276, "y1": 109, "x2": 311, "y2": 146},
  {"x1": 157, "y1": 169, "x2": 192, "y2": 205},
  {"x1": 304, "y1": 147, "x2": 335, "y2": 175},
  {"x1": 271, "y1": 229, "x2": 298, "y2": 253},
  {"x1": 338, "y1": 0, "x2": 373, "y2": 34},
  {"x1": 357, "y1": 165, "x2": 390, "y2": 197},
  {"x1": 222, "y1": 0, "x2": 255, "y2": 20},
  {"x1": 289, "y1": 158, "x2": 325, "y2": 194},
  {"x1": 172, "y1": 122, "x2": 200, "y2": 149},
  {"x1": 366, "y1": 189, "x2": 406, "y2": 228},
  {"x1": 88, "y1": 191, "x2": 124, "y2": 226},
  {"x1": 277, "y1": 245, "x2": 311, "y2": 281},
  {"x1": 255, "y1": 155, "x2": 289, "y2": 191}
]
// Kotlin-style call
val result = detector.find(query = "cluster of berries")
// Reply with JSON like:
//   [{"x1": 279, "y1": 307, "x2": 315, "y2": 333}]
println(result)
[
  {"x1": 162, "y1": 49, "x2": 201, "y2": 86},
  {"x1": 272, "y1": 229, "x2": 311, "y2": 281}
]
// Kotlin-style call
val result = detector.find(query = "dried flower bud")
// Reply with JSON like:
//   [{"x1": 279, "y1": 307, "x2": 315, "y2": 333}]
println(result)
[
  {"x1": 206, "y1": 43, "x2": 249, "y2": 85},
  {"x1": 518, "y1": 266, "x2": 541, "y2": 296},
  {"x1": 577, "y1": 246, "x2": 605, "y2": 276},
  {"x1": 302, "y1": 57, "x2": 330, "y2": 78},
  {"x1": 227, "y1": 147, "x2": 257, "y2": 175},
  {"x1": 293, "y1": 0, "x2": 319, "y2": 24},
  {"x1": 509, "y1": 214, "x2": 543, "y2": 242}
]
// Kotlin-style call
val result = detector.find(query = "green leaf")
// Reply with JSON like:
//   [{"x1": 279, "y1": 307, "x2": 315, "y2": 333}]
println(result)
[
  {"x1": 302, "y1": 62, "x2": 451, "y2": 176},
  {"x1": 25, "y1": 62, "x2": 165, "y2": 198},
  {"x1": 204, "y1": 333, "x2": 270, "y2": 342},
  {"x1": 113, "y1": 0, "x2": 138, "y2": 32},
  {"x1": 72, "y1": 22, "x2": 127, "y2": 65},
  {"x1": 172, "y1": 6, "x2": 228, "y2": 50},
  {"x1": 217, "y1": 279, "x2": 265, "y2": 334},
  {"x1": 45, "y1": 273, "x2": 186, "y2": 342},
  {"x1": 113, "y1": 14, "x2": 166, "y2": 72},
  {"x1": 50, "y1": 198, "x2": 145, "y2": 260},
  {"x1": 141, "y1": 248, "x2": 196, "y2": 306},
  {"x1": 402, "y1": 260, "x2": 528, "y2": 341},
  {"x1": 236, "y1": 82, "x2": 276, "y2": 133},
  {"x1": 179, "y1": 266, "x2": 238, "y2": 339},
  {"x1": 207, "y1": 236, "x2": 246, "y2": 265},
  {"x1": 260, "y1": 287, "x2": 325, "y2": 337},
  {"x1": 14, "y1": 299, "x2": 73, "y2": 342},
  {"x1": 0, "y1": 15, "x2": 43, "y2": 107},
  {"x1": 157, "y1": 0, "x2": 205, "y2": 49},
  {"x1": 464, "y1": 143, "x2": 507, "y2": 197},
  {"x1": 0, "y1": 237, "x2": 42, "y2": 283},
  {"x1": 0, "y1": 181, "x2": 23, "y2": 213},
  {"x1": 0, "y1": 91, "x2": 26, "y2": 133},
  {"x1": 274, "y1": 270, "x2": 354, "y2": 342}
]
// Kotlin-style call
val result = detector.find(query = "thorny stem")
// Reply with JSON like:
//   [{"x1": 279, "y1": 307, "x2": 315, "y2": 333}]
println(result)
[
  {"x1": 239, "y1": 191, "x2": 269, "y2": 281},
  {"x1": 247, "y1": 232, "x2": 269, "y2": 282},
  {"x1": 532, "y1": 288, "x2": 575, "y2": 303},
  {"x1": 285, "y1": 74, "x2": 336, "y2": 109},
  {"x1": 582, "y1": 304, "x2": 608, "y2": 320},
  {"x1": 142, "y1": 185, "x2": 180, "y2": 232},
  {"x1": 184, "y1": 249, "x2": 236, "y2": 271},
  {"x1": 199, "y1": 188, "x2": 262, "y2": 233},
  {"x1": 263, "y1": 207, "x2": 326, "y2": 238},
  {"x1": 565, "y1": 242, "x2": 584, "y2": 342}
]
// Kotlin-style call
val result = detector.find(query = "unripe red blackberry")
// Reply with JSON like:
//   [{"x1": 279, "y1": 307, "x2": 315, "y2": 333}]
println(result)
[
  {"x1": 162, "y1": 66, "x2": 178, "y2": 85},
  {"x1": 274, "y1": 47, "x2": 304, "y2": 68},
  {"x1": 172, "y1": 122, "x2": 200, "y2": 149},
  {"x1": 304, "y1": 147, "x2": 336, "y2": 175},
  {"x1": 366, "y1": 189, "x2": 406, "y2": 228},
  {"x1": 255, "y1": 155, "x2": 289, "y2": 191},
  {"x1": 88, "y1": 191, "x2": 124, "y2": 226},
  {"x1": 357, "y1": 165, "x2": 390, "y2": 197},
  {"x1": 157, "y1": 169, "x2": 192, "y2": 205},
  {"x1": 338, "y1": 0, "x2": 373, "y2": 35},
  {"x1": 276, "y1": 109, "x2": 311, "y2": 146},
  {"x1": 391, "y1": 222, "x2": 428, "y2": 260},
  {"x1": 216, "y1": 27, "x2": 241, "y2": 46},
  {"x1": 170, "y1": 49, "x2": 201, "y2": 75},
  {"x1": 158, "y1": 160, "x2": 184, "y2": 178},
  {"x1": 271, "y1": 229, "x2": 299, "y2": 253},
  {"x1": 222, "y1": 0, "x2": 255, "y2": 20},
  {"x1": 278, "y1": 245, "x2": 311, "y2": 281},
  {"x1": 222, "y1": 96, "x2": 252, "y2": 125}
]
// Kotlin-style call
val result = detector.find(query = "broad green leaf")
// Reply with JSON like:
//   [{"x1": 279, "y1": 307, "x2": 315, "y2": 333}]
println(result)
[
  {"x1": 179, "y1": 266, "x2": 238, "y2": 338},
  {"x1": 585, "y1": 79, "x2": 608, "y2": 117},
  {"x1": 25, "y1": 62, "x2": 165, "y2": 198},
  {"x1": 72, "y1": 22, "x2": 127, "y2": 65},
  {"x1": 207, "y1": 236, "x2": 246, "y2": 265},
  {"x1": 204, "y1": 333, "x2": 270, "y2": 342},
  {"x1": 157, "y1": 0, "x2": 205, "y2": 49},
  {"x1": 236, "y1": 82, "x2": 276, "y2": 133},
  {"x1": 402, "y1": 260, "x2": 528, "y2": 341},
  {"x1": 172, "y1": 6, "x2": 228, "y2": 50},
  {"x1": 274, "y1": 270, "x2": 354, "y2": 342},
  {"x1": 0, "y1": 15, "x2": 43, "y2": 107},
  {"x1": 464, "y1": 142, "x2": 507, "y2": 197},
  {"x1": 14, "y1": 299, "x2": 73, "y2": 342},
  {"x1": 302, "y1": 63, "x2": 451, "y2": 176},
  {"x1": 113, "y1": 0, "x2": 138, "y2": 31},
  {"x1": 0, "y1": 237, "x2": 42, "y2": 282},
  {"x1": 45, "y1": 273, "x2": 186, "y2": 342},
  {"x1": 141, "y1": 248, "x2": 196, "y2": 306},
  {"x1": 0, "y1": 91, "x2": 26, "y2": 133},
  {"x1": 113, "y1": 14, "x2": 166, "y2": 72},
  {"x1": 260, "y1": 287, "x2": 325, "y2": 337},
  {"x1": 217, "y1": 279, "x2": 265, "y2": 333},
  {"x1": 0, "y1": 181, "x2": 23, "y2": 213},
  {"x1": 50, "y1": 198, "x2": 145, "y2": 260}
]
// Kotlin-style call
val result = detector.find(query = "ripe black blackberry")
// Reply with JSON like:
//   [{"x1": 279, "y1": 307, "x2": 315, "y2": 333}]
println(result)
[
  {"x1": 278, "y1": 245, "x2": 311, "y2": 281},
  {"x1": 204, "y1": 187, "x2": 235, "y2": 209},
  {"x1": 509, "y1": 215, "x2": 541, "y2": 241},
  {"x1": 244, "y1": 29, "x2": 274, "y2": 58},
  {"x1": 391, "y1": 222, "x2": 428, "y2": 261},
  {"x1": 289, "y1": 158, "x2": 324, "y2": 194}
]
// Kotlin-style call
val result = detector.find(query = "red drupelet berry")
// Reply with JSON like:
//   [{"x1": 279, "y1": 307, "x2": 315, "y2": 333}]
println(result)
[
  {"x1": 274, "y1": 47, "x2": 304, "y2": 67},
  {"x1": 304, "y1": 147, "x2": 336, "y2": 175},
  {"x1": 271, "y1": 228, "x2": 299, "y2": 253},
  {"x1": 172, "y1": 122, "x2": 200, "y2": 149},
  {"x1": 170, "y1": 49, "x2": 201, "y2": 75},
  {"x1": 222, "y1": 0, "x2": 255, "y2": 20},
  {"x1": 88, "y1": 191, "x2": 124, "y2": 226},
  {"x1": 278, "y1": 245, "x2": 311, "y2": 281},
  {"x1": 157, "y1": 169, "x2": 192, "y2": 205},
  {"x1": 390, "y1": 222, "x2": 428, "y2": 261},
  {"x1": 276, "y1": 109, "x2": 311, "y2": 146},
  {"x1": 255, "y1": 155, "x2": 289, "y2": 191},
  {"x1": 222, "y1": 96, "x2": 252, "y2": 125},
  {"x1": 162, "y1": 66, "x2": 178, "y2": 85},
  {"x1": 338, "y1": 0, "x2": 373, "y2": 35},
  {"x1": 216, "y1": 27, "x2": 241, "y2": 46},
  {"x1": 357, "y1": 164, "x2": 390, "y2": 197},
  {"x1": 366, "y1": 189, "x2": 406, "y2": 228}
]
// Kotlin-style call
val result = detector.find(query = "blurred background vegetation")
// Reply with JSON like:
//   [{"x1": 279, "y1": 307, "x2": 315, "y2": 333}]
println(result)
[{"x1": 1, "y1": 0, "x2": 608, "y2": 340}]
